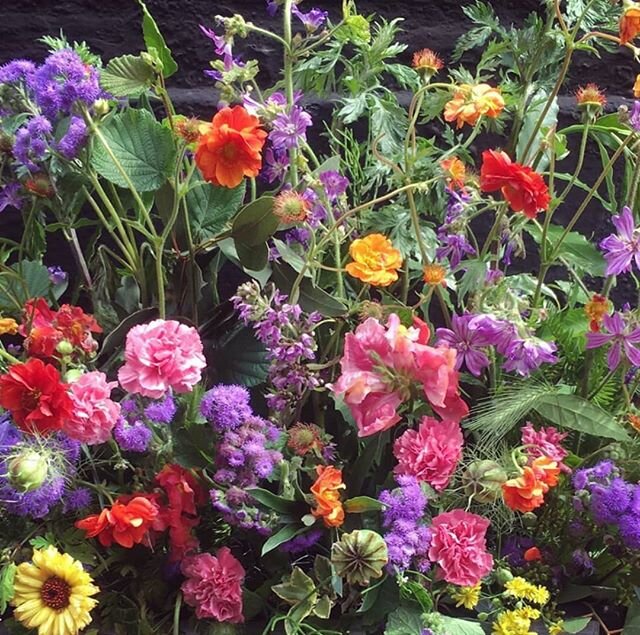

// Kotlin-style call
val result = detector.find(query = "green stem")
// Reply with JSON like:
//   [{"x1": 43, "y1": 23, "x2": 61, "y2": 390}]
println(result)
[
  {"x1": 588, "y1": 368, "x2": 618, "y2": 401},
  {"x1": 172, "y1": 592, "x2": 182, "y2": 635},
  {"x1": 406, "y1": 188, "x2": 429, "y2": 264},
  {"x1": 0, "y1": 347, "x2": 20, "y2": 366},
  {"x1": 333, "y1": 232, "x2": 345, "y2": 299},
  {"x1": 479, "y1": 205, "x2": 506, "y2": 259},
  {"x1": 283, "y1": 0, "x2": 299, "y2": 186}
]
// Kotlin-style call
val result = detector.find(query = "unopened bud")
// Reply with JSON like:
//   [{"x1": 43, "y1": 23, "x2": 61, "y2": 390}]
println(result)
[{"x1": 8, "y1": 450, "x2": 48, "y2": 492}]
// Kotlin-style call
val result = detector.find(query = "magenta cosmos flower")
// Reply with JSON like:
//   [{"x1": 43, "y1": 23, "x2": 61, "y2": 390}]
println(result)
[
  {"x1": 436, "y1": 313, "x2": 492, "y2": 376},
  {"x1": 586, "y1": 312, "x2": 640, "y2": 371},
  {"x1": 600, "y1": 206, "x2": 640, "y2": 276}
]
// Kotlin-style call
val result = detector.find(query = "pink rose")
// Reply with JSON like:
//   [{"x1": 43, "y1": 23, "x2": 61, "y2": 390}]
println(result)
[
  {"x1": 428, "y1": 509, "x2": 494, "y2": 587},
  {"x1": 181, "y1": 548, "x2": 245, "y2": 623},
  {"x1": 118, "y1": 319, "x2": 206, "y2": 398},
  {"x1": 64, "y1": 371, "x2": 120, "y2": 444},
  {"x1": 394, "y1": 417, "x2": 463, "y2": 491}
]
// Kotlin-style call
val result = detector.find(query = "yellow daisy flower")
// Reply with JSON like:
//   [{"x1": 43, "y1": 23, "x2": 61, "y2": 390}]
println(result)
[
  {"x1": 491, "y1": 609, "x2": 535, "y2": 635},
  {"x1": 11, "y1": 546, "x2": 99, "y2": 635},
  {"x1": 504, "y1": 576, "x2": 550, "y2": 605},
  {"x1": 450, "y1": 583, "x2": 482, "y2": 609}
]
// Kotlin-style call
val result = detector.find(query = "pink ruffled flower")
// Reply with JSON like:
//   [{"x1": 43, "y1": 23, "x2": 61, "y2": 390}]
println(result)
[
  {"x1": 64, "y1": 371, "x2": 120, "y2": 444},
  {"x1": 331, "y1": 314, "x2": 468, "y2": 436},
  {"x1": 118, "y1": 319, "x2": 206, "y2": 399},
  {"x1": 521, "y1": 422, "x2": 570, "y2": 473},
  {"x1": 181, "y1": 547, "x2": 245, "y2": 623},
  {"x1": 428, "y1": 509, "x2": 494, "y2": 586},
  {"x1": 394, "y1": 417, "x2": 464, "y2": 491}
]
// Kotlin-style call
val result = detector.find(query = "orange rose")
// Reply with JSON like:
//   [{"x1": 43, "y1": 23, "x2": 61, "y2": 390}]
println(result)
[
  {"x1": 502, "y1": 467, "x2": 546, "y2": 513},
  {"x1": 345, "y1": 234, "x2": 403, "y2": 287},
  {"x1": 310, "y1": 465, "x2": 345, "y2": 527},
  {"x1": 444, "y1": 84, "x2": 505, "y2": 129},
  {"x1": 195, "y1": 105, "x2": 267, "y2": 188},
  {"x1": 620, "y1": 2, "x2": 640, "y2": 44}
]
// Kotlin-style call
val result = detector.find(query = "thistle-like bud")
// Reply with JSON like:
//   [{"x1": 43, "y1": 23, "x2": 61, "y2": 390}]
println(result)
[
  {"x1": 331, "y1": 529, "x2": 388, "y2": 586},
  {"x1": 462, "y1": 460, "x2": 508, "y2": 504},
  {"x1": 8, "y1": 450, "x2": 49, "y2": 492}
]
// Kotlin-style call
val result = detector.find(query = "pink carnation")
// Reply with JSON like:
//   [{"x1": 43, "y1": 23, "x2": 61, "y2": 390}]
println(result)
[
  {"x1": 428, "y1": 509, "x2": 494, "y2": 587},
  {"x1": 118, "y1": 319, "x2": 206, "y2": 398},
  {"x1": 394, "y1": 417, "x2": 464, "y2": 491},
  {"x1": 521, "y1": 422, "x2": 570, "y2": 473},
  {"x1": 181, "y1": 547, "x2": 245, "y2": 623},
  {"x1": 331, "y1": 314, "x2": 468, "y2": 436},
  {"x1": 64, "y1": 371, "x2": 120, "y2": 444}
]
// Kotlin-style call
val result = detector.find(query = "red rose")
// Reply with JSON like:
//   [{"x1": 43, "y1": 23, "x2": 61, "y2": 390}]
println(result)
[
  {"x1": 0, "y1": 358, "x2": 73, "y2": 434},
  {"x1": 480, "y1": 150, "x2": 550, "y2": 219}
]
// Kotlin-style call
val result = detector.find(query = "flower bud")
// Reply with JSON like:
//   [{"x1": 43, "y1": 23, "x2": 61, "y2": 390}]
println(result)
[
  {"x1": 56, "y1": 340, "x2": 74, "y2": 355},
  {"x1": 477, "y1": 613, "x2": 489, "y2": 622},
  {"x1": 331, "y1": 529, "x2": 388, "y2": 586},
  {"x1": 93, "y1": 98, "x2": 111, "y2": 117},
  {"x1": 8, "y1": 450, "x2": 48, "y2": 492},
  {"x1": 522, "y1": 512, "x2": 538, "y2": 528},
  {"x1": 64, "y1": 368, "x2": 85, "y2": 383},
  {"x1": 462, "y1": 460, "x2": 508, "y2": 504},
  {"x1": 494, "y1": 568, "x2": 514, "y2": 585}
]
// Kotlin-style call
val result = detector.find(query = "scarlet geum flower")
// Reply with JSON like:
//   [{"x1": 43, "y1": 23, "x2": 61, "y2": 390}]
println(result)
[
  {"x1": 412, "y1": 48, "x2": 444, "y2": 78},
  {"x1": 575, "y1": 84, "x2": 606, "y2": 108},
  {"x1": 310, "y1": 465, "x2": 345, "y2": 527},
  {"x1": 585, "y1": 294, "x2": 610, "y2": 332},
  {"x1": 273, "y1": 190, "x2": 309, "y2": 223},
  {"x1": 634, "y1": 74, "x2": 640, "y2": 98},
  {"x1": 440, "y1": 157, "x2": 466, "y2": 190}
]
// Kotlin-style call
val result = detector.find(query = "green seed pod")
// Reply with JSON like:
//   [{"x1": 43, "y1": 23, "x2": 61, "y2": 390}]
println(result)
[
  {"x1": 462, "y1": 460, "x2": 508, "y2": 504},
  {"x1": 8, "y1": 450, "x2": 49, "y2": 492},
  {"x1": 331, "y1": 529, "x2": 388, "y2": 586}
]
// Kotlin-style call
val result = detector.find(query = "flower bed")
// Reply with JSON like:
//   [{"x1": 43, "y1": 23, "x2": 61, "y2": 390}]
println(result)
[{"x1": 0, "y1": 1, "x2": 639, "y2": 634}]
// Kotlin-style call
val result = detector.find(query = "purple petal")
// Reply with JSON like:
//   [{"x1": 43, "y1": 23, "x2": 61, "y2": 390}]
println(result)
[
  {"x1": 613, "y1": 207, "x2": 636, "y2": 241},
  {"x1": 465, "y1": 349, "x2": 490, "y2": 376},
  {"x1": 607, "y1": 341, "x2": 622, "y2": 371}
]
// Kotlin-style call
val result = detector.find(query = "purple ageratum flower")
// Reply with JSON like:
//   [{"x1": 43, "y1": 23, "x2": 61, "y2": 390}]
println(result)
[
  {"x1": 501, "y1": 535, "x2": 536, "y2": 568},
  {"x1": 436, "y1": 313, "x2": 492, "y2": 376},
  {"x1": 501, "y1": 337, "x2": 558, "y2": 376},
  {"x1": 62, "y1": 487, "x2": 93, "y2": 513},
  {"x1": 591, "y1": 478, "x2": 632, "y2": 525},
  {"x1": 600, "y1": 206, "x2": 640, "y2": 276},
  {"x1": 0, "y1": 59, "x2": 36, "y2": 84},
  {"x1": 586, "y1": 312, "x2": 640, "y2": 371},
  {"x1": 200, "y1": 384, "x2": 252, "y2": 431},
  {"x1": 113, "y1": 417, "x2": 152, "y2": 453},
  {"x1": 618, "y1": 512, "x2": 640, "y2": 549},
  {"x1": 319, "y1": 170, "x2": 349, "y2": 201},
  {"x1": 47, "y1": 266, "x2": 67, "y2": 285},
  {"x1": 210, "y1": 485, "x2": 272, "y2": 534},
  {"x1": 0, "y1": 183, "x2": 24, "y2": 213},
  {"x1": 270, "y1": 106, "x2": 312, "y2": 150},
  {"x1": 292, "y1": 6, "x2": 328, "y2": 32},
  {"x1": 55, "y1": 115, "x2": 87, "y2": 160},
  {"x1": 144, "y1": 393, "x2": 177, "y2": 425},
  {"x1": 14, "y1": 115, "x2": 53, "y2": 171},
  {"x1": 435, "y1": 233, "x2": 476, "y2": 269}
]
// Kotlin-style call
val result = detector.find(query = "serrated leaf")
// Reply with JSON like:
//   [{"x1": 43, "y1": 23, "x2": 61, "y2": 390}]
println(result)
[
  {"x1": 384, "y1": 607, "x2": 424, "y2": 635},
  {"x1": 0, "y1": 563, "x2": 16, "y2": 613},
  {"x1": 438, "y1": 616, "x2": 485, "y2": 635},
  {"x1": 100, "y1": 54, "x2": 155, "y2": 97},
  {"x1": 231, "y1": 196, "x2": 278, "y2": 246},
  {"x1": 92, "y1": 109, "x2": 176, "y2": 192},
  {"x1": 0, "y1": 260, "x2": 53, "y2": 312},
  {"x1": 534, "y1": 393, "x2": 631, "y2": 441},
  {"x1": 138, "y1": 0, "x2": 178, "y2": 78}
]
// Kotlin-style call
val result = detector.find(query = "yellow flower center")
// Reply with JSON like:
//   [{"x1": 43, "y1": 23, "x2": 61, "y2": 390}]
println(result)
[{"x1": 40, "y1": 576, "x2": 71, "y2": 610}]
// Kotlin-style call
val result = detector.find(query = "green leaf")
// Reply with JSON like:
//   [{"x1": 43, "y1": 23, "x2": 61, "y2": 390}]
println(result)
[
  {"x1": 457, "y1": 259, "x2": 488, "y2": 301},
  {"x1": 563, "y1": 616, "x2": 593, "y2": 634},
  {"x1": 234, "y1": 240, "x2": 269, "y2": 272},
  {"x1": 438, "y1": 616, "x2": 485, "y2": 635},
  {"x1": 100, "y1": 54, "x2": 155, "y2": 97},
  {"x1": 534, "y1": 393, "x2": 631, "y2": 441},
  {"x1": 261, "y1": 525, "x2": 305, "y2": 556},
  {"x1": 214, "y1": 327, "x2": 269, "y2": 388},
  {"x1": 92, "y1": 109, "x2": 176, "y2": 192},
  {"x1": 625, "y1": 597, "x2": 640, "y2": 632},
  {"x1": 98, "y1": 307, "x2": 159, "y2": 361},
  {"x1": 187, "y1": 178, "x2": 246, "y2": 244},
  {"x1": 384, "y1": 607, "x2": 424, "y2": 635},
  {"x1": 137, "y1": 0, "x2": 178, "y2": 77},
  {"x1": 313, "y1": 595, "x2": 332, "y2": 619},
  {"x1": 516, "y1": 88, "x2": 558, "y2": 167},
  {"x1": 272, "y1": 567, "x2": 317, "y2": 605},
  {"x1": 247, "y1": 487, "x2": 298, "y2": 514},
  {"x1": 0, "y1": 563, "x2": 16, "y2": 613},
  {"x1": 231, "y1": 197, "x2": 278, "y2": 246},
  {"x1": 0, "y1": 260, "x2": 53, "y2": 311},
  {"x1": 172, "y1": 424, "x2": 216, "y2": 469},
  {"x1": 343, "y1": 496, "x2": 385, "y2": 513}
]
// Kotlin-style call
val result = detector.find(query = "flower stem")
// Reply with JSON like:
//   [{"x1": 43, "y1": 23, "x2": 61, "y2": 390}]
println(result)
[
  {"x1": 172, "y1": 592, "x2": 182, "y2": 635},
  {"x1": 283, "y1": 0, "x2": 299, "y2": 187}
]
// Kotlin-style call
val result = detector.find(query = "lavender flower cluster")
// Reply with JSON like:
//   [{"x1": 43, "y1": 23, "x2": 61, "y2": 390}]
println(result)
[
  {"x1": 572, "y1": 460, "x2": 640, "y2": 550},
  {"x1": 210, "y1": 486, "x2": 274, "y2": 535},
  {"x1": 379, "y1": 476, "x2": 432, "y2": 573},
  {"x1": 233, "y1": 282, "x2": 322, "y2": 415},
  {"x1": 114, "y1": 394, "x2": 177, "y2": 453},
  {"x1": 0, "y1": 416, "x2": 84, "y2": 518},
  {"x1": 436, "y1": 188, "x2": 475, "y2": 269}
]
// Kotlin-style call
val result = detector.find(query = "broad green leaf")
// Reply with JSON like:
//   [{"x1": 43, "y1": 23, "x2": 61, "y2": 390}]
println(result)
[
  {"x1": 272, "y1": 239, "x2": 309, "y2": 275},
  {"x1": 313, "y1": 595, "x2": 333, "y2": 619},
  {"x1": 234, "y1": 240, "x2": 269, "y2": 272},
  {"x1": 439, "y1": 616, "x2": 485, "y2": 635},
  {"x1": 261, "y1": 525, "x2": 305, "y2": 556},
  {"x1": 534, "y1": 393, "x2": 631, "y2": 441},
  {"x1": 457, "y1": 259, "x2": 488, "y2": 302},
  {"x1": 172, "y1": 425, "x2": 216, "y2": 469},
  {"x1": 343, "y1": 496, "x2": 385, "y2": 513},
  {"x1": 98, "y1": 307, "x2": 159, "y2": 361},
  {"x1": 100, "y1": 54, "x2": 155, "y2": 97},
  {"x1": 247, "y1": 487, "x2": 298, "y2": 514},
  {"x1": 384, "y1": 607, "x2": 424, "y2": 635},
  {"x1": 231, "y1": 197, "x2": 278, "y2": 246},
  {"x1": 563, "y1": 616, "x2": 593, "y2": 634},
  {"x1": 516, "y1": 88, "x2": 558, "y2": 167},
  {"x1": 0, "y1": 260, "x2": 54, "y2": 312},
  {"x1": 0, "y1": 563, "x2": 16, "y2": 613},
  {"x1": 186, "y1": 178, "x2": 246, "y2": 244},
  {"x1": 92, "y1": 109, "x2": 176, "y2": 192},
  {"x1": 625, "y1": 597, "x2": 640, "y2": 632},
  {"x1": 214, "y1": 327, "x2": 269, "y2": 388},
  {"x1": 138, "y1": 0, "x2": 178, "y2": 77},
  {"x1": 273, "y1": 567, "x2": 317, "y2": 605}
]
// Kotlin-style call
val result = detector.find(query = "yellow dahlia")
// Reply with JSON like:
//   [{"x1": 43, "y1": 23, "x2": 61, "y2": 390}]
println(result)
[{"x1": 11, "y1": 546, "x2": 99, "y2": 635}]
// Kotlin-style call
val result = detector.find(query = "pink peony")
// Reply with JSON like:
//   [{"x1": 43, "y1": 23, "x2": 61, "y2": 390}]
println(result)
[
  {"x1": 331, "y1": 314, "x2": 468, "y2": 436},
  {"x1": 429, "y1": 509, "x2": 494, "y2": 587},
  {"x1": 64, "y1": 371, "x2": 120, "y2": 444},
  {"x1": 118, "y1": 319, "x2": 206, "y2": 398},
  {"x1": 393, "y1": 416, "x2": 464, "y2": 491},
  {"x1": 181, "y1": 547, "x2": 245, "y2": 623},
  {"x1": 521, "y1": 422, "x2": 570, "y2": 473}
]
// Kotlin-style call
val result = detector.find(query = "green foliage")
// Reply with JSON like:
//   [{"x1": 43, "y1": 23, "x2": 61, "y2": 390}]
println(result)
[
  {"x1": 384, "y1": 607, "x2": 424, "y2": 635},
  {"x1": 212, "y1": 326, "x2": 270, "y2": 388},
  {"x1": 100, "y1": 54, "x2": 155, "y2": 97},
  {"x1": 0, "y1": 260, "x2": 60, "y2": 312},
  {"x1": 137, "y1": 0, "x2": 178, "y2": 77},
  {"x1": 0, "y1": 562, "x2": 16, "y2": 614}
]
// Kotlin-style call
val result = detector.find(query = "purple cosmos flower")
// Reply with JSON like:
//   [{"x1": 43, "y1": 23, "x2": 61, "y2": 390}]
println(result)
[
  {"x1": 586, "y1": 312, "x2": 640, "y2": 371},
  {"x1": 270, "y1": 106, "x2": 312, "y2": 150},
  {"x1": 600, "y1": 206, "x2": 640, "y2": 276},
  {"x1": 292, "y1": 6, "x2": 328, "y2": 32},
  {"x1": 47, "y1": 266, "x2": 67, "y2": 285},
  {"x1": 502, "y1": 337, "x2": 558, "y2": 376},
  {"x1": 56, "y1": 115, "x2": 87, "y2": 160},
  {"x1": 436, "y1": 313, "x2": 492, "y2": 376},
  {"x1": 0, "y1": 183, "x2": 24, "y2": 212},
  {"x1": 436, "y1": 233, "x2": 476, "y2": 269},
  {"x1": 319, "y1": 170, "x2": 349, "y2": 201}
]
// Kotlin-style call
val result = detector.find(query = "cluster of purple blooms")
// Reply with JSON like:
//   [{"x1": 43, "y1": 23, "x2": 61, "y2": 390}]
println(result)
[
  {"x1": 0, "y1": 416, "x2": 87, "y2": 518},
  {"x1": 280, "y1": 528, "x2": 324, "y2": 555},
  {"x1": 266, "y1": 1, "x2": 329, "y2": 32},
  {"x1": 378, "y1": 476, "x2": 432, "y2": 573},
  {"x1": 572, "y1": 460, "x2": 640, "y2": 550},
  {"x1": 436, "y1": 188, "x2": 476, "y2": 269},
  {"x1": 233, "y1": 283, "x2": 322, "y2": 414},
  {"x1": 113, "y1": 394, "x2": 177, "y2": 453},
  {"x1": 436, "y1": 312, "x2": 558, "y2": 377}
]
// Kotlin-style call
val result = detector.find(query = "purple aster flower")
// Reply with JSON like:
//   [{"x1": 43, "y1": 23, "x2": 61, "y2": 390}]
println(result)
[
  {"x1": 0, "y1": 59, "x2": 36, "y2": 84},
  {"x1": 502, "y1": 337, "x2": 558, "y2": 376},
  {"x1": 630, "y1": 101, "x2": 640, "y2": 132},
  {"x1": 47, "y1": 266, "x2": 67, "y2": 285},
  {"x1": 200, "y1": 384, "x2": 252, "y2": 431},
  {"x1": 55, "y1": 115, "x2": 87, "y2": 160},
  {"x1": 292, "y1": 6, "x2": 328, "y2": 32},
  {"x1": 144, "y1": 393, "x2": 177, "y2": 425},
  {"x1": 113, "y1": 417, "x2": 152, "y2": 452},
  {"x1": 444, "y1": 187, "x2": 471, "y2": 225},
  {"x1": 280, "y1": 529, "x2": 323, "y2": 554},
  {"x1": 0, "y1": 183, "x2": 24, "y2": 213},
  {"x1": 319, "y1": 170, "x2": 349, "y2": 201},
  {"x1": 436, "y1": 233, "x2": 476, "y2": 269},
  {"x1": 600, "y1": 206, "x2": 640, "y2": 276},
  {"x1": 62, "y1": 487, "x2": 93, "y2": 513},
  {"x1": 436, "y1": 313, "x2": 491, "y2": 376},
  {"x1": 586, "y1": 312, "x2": 640, "y2": 371},
  {"x1": 270, "y1": 106, "x2": 312, "y2": 150}
]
